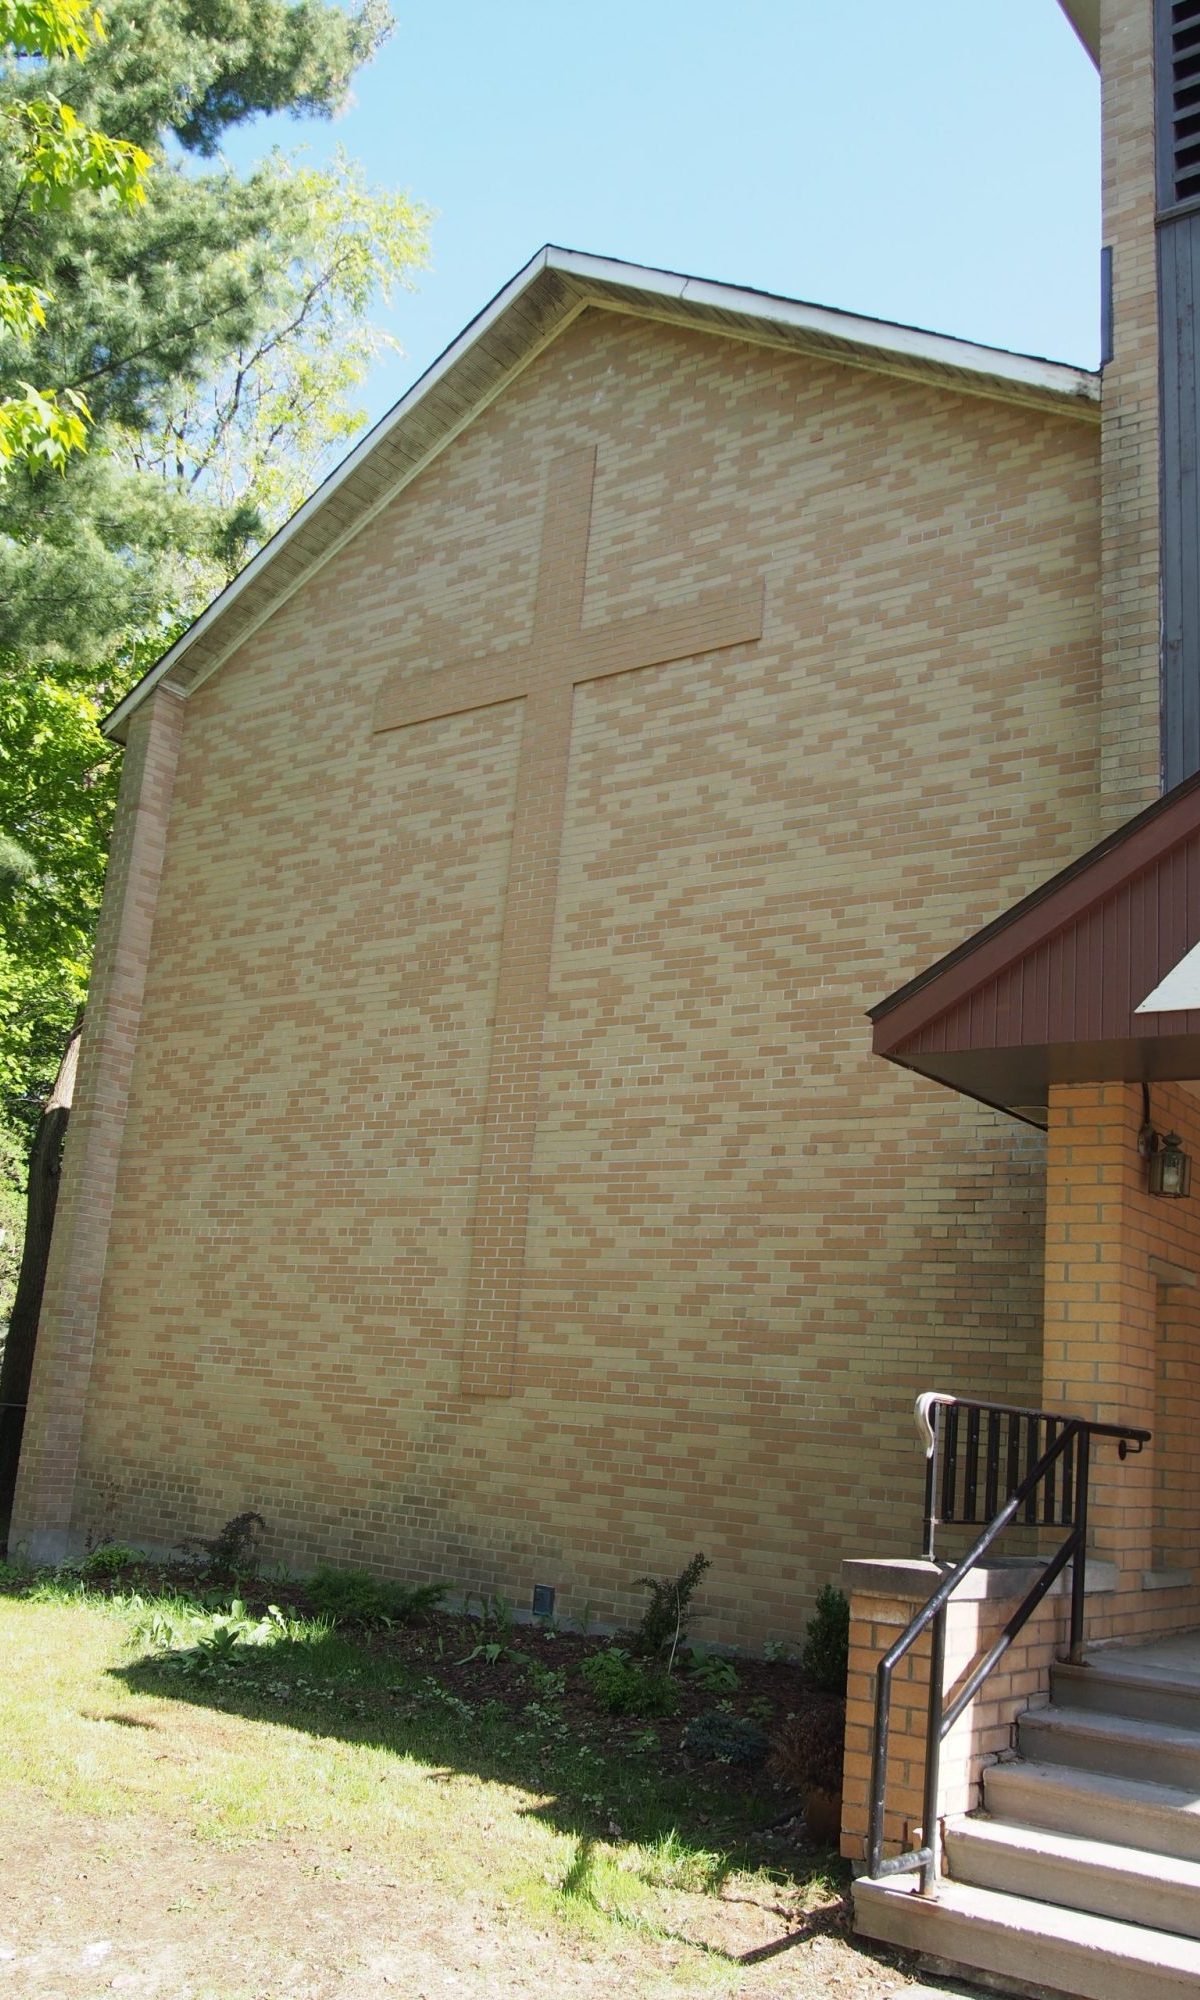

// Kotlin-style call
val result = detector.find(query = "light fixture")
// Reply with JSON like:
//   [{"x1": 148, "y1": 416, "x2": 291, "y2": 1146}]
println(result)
[{"x1": 1149, "y1": 1132, "x2": 1192, "y2": 1198}]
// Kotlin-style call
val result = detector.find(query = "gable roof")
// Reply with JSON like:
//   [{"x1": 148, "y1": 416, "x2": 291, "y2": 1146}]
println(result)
[
  {"x1": 1057, "y1": 0, "x2": 1099, "y2": 65},
  {"x1": 104, "y1": 245, "x2": 1100, "y2": 744},
  {"x1": 870, "y1": 770, "x2": 1200, "y2": 1126}
]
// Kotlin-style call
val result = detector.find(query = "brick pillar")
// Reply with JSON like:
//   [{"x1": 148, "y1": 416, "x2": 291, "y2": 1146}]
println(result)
[
  {"x1": 1041, "y1": 1080, "x2": 1157, "y2": 1577},
  {"x1": 9, "y1": 686, "x2": 183, "y2": 1561},
  {"x1": 1099, "y1": 0, "x2": 1162, "y2": 824}
]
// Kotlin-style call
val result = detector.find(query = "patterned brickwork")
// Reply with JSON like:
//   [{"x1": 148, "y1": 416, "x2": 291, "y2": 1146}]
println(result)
[
  {"x1": 40, "y1": 309, "x2": 1101, "y2": 1643},
  {"x1": 1043, "y1": 1077, "x2": 1200, "y2": 1590},
  {"x1": 841, "y1": 1076, "x2": 1200, "y2": 1866},
  {"x1": 1100, "y1": 0, "x2": 1162, "y2": 822},
  {"x1": 10, "y1": 688, "x2": 183, "y2": 1561}
]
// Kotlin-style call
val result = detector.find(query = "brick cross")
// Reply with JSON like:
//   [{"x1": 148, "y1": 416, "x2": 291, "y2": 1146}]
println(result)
[{"x1": 373, "y1": 446, "x2": 764, "y2": 1397}]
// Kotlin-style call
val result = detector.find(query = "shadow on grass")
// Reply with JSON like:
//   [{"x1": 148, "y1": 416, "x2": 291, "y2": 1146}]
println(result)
[
  {"x1": 98, "y1": 1618, "x2": 876, "y2": 1968},
  {"x1": 0, "y1": 1572, "x2": 912, "y2": 1975}
]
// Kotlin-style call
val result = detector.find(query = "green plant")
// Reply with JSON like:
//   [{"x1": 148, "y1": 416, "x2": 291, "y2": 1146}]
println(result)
[
  {"x1": 456, "y1": 1641, "x2": 507, "y2": 1667},
  {"x1": 305, "y1": 1566, "x2": 446, "y2": 1628},
  {"x1": 801, "y1": 1584, "x2": 850, "y2": 1695},
  {"x1": 630, "y1": 1552, "x2": 710, "y2": 1668},
  {"x1": 192, "y1": 1512, "x2": 266, "y2": 1574},
  {"x1": 80, "y1": 1542, "x2": 142, "y2": 1578},
  {"x1": 522, "y1": 1659, "x2": 566, "y2": 1700},
  {"x1": 681, "y1": 1710, "x2": 770, "y2": 1767},
  {"x1": 580, "y1": 1646, "x2": 679, "y2": 1718},
  {"x1": 762, "y1": 1636, "x2": 793, "y2": 1664},
  {"x1": 767, "y1": 1698, "x2": 846, "y2": 1796},
  {"x1": 687, "y1": 1646, "x2": 739, "y2": 1693}
]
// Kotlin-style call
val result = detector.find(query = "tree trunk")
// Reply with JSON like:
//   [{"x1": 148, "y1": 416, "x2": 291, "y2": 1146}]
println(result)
[{"x1": 0, "y1": 1016, "x2": 83, "y2": 1536}]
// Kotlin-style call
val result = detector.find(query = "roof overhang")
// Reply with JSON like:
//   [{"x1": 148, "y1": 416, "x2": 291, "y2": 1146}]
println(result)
[
  {"x1": 870, "y1": 771, "x2": 1200, "y2": 1127},
  {"x1": 1057, "y1": 0, "x2": 1100, "y2": 67},
  {"x1": 103, "y1": 245, "x2": 1100, "y2": 745}
]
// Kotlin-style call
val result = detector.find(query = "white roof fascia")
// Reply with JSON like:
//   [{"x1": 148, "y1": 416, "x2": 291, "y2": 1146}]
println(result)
[
  {"x1": 546, "y1": 248, "x2": 1099, "y2": 405},
  {"x1": 103, "y1": 245, "x2": 1099, "y2": 742},
  {"x1": 103, "y1": 244, "x2": 559, "y2": 741}
]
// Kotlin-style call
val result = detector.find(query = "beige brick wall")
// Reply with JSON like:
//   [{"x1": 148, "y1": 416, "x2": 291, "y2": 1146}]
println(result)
[
  {"x1": 10, "y1": 687, "x2": 183, "y2": 1560},
  {"x1": 1100, "y1": 0, "x2": 1162, "y2": 821},
  {"x1": 46, "y1": 308, "x2": 1101, "y2": 1643}
]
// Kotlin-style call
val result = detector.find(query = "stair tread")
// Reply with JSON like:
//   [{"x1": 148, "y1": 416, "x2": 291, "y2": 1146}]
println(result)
[
  {"x1": 948, "y1": 1813, "x2": 1200, "y2": 1891},
  {"x1": 1059, "y1": 1658, "x2": 1200, "y2": 1701},
  {"x1": 988, "y1": 1757, "x2": 1200, "y2": 1816},
  {"x1": 855, "y1": 1873, "x2": 1200, "y2": 1971},
  {"x1": 1024, "y1": 1703, "x2": 1200, "y2": 1748}
]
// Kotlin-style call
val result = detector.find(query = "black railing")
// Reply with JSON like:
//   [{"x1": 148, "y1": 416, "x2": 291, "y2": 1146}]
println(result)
[{"x1": 867, "y1": 1393, "x2": 1149, "y2": 1892}]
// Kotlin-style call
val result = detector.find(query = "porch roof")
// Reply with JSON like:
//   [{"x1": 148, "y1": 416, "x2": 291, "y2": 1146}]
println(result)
[{"x1": 869, "y1": 770, "x2": 1200, "y2": 1127}]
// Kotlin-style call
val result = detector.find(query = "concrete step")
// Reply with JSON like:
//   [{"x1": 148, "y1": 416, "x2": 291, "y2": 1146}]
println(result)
[
  {"x1": 1017, "y1": 1704, "x2": 1200, "y2": 1788},
  {"x1": 853, "y1": 1873, "x2": 1200, "y2": 2000},
  {"x1": 984, "y1": 1759, "x2": 1200, "y2": 1863},
  {"x1": 1052, "y1": 1659, "x2": 1200, "y2": 1732},
  {"x1": 945, "y1": 1814, "x2": 1200, "y2": 1941}
]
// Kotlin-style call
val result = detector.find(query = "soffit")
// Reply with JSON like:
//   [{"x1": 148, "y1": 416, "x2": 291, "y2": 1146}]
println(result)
[
  {"x1": 1057, "y1": 0, "x2": 1100, "y2": 65},
  {"x1": 871, "y1": 770, "x2": 1200, "y2": 1126},
  {"x1": 103, "y1": 245, "x2": 1099, "y2": 743}
]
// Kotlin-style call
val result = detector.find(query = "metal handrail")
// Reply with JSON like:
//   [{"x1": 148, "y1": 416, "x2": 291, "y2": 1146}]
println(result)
[{"x1": 866, "y1": 1393, "x2": 1150, "y2": 1892}]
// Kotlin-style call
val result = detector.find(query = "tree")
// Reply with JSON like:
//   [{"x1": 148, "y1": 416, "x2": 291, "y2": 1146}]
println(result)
[
  {"x1": 0, "y1": 635, "x2": 149, "y2": 1145},
  {"x1": 0, "y1": 0, "x2": 420, "y2": 659},
  {"x1": 1, "y1": 0, "x2": 151, "y2": 474},
  {"x1": 124, "y1": 149, "x2": 426, "y2": 526},
  {"x1": 0, "y1": 0, "x2": 428, "y2": 1451}
]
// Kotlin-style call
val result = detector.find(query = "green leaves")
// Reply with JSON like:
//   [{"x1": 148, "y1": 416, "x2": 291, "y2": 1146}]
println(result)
[
  {"x1": 0, "y1": 1, "x2": 105, "y2": 63},
  {"x1": 0, "y1": 274, "x2": 48, "y2": 337},
  {"x1": 18, "y1": 95, "x2": 149, "y2": 212},
  {"x1": 0, "y1": 380, "x2": 88, "y2": 470},
  {"x1": 1, "y1": 2, "x2": 150, "y2": 477}
]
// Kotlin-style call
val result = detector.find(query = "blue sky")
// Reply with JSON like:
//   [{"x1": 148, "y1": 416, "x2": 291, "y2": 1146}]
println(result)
[{"x1": 224, "y1": 0, "x2": 1100, "y2": 429}]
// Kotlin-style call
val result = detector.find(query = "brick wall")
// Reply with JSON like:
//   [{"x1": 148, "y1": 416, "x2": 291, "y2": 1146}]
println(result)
[
  {"x1": 1043, "y1": 1076, "x2": 1200, "y2": 1608},
  {"x1": 33, "y1": 308, "x2": 1101, "y2": 1643},
  {"x1": 1099, "y1": 0, "x2": 1162, "y2": 821},
  {"x1": 10, "y1": 687, "x2": 183, "y2": 1560},
  {"x1": 843, "y1": 1075, "x2": 1200, "y2": 1865}
]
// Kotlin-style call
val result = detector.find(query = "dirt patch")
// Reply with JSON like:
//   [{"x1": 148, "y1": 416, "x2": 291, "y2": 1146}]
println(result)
[{"x1": 0, "y1": 1793, "x2": 915, "y2": 2000}]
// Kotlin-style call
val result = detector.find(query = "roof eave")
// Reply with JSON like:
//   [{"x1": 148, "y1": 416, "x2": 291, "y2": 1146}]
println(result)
[{"x1": 103, "y1": 245, "x2": 1100, "y2": 745}]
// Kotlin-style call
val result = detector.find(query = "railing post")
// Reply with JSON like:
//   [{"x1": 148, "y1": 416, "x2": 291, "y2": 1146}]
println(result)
[
  {"x1": 1069, "y1": 1425, "x2": 1090, "y2": 1665},
  {"x1": 922, "y1": 1407, "x2": 939, "y2": 1561},
  {"x1": 919, "y1": 1603, "x2": 946, "y2": 1895},
  {"x1": 867, "y1": 1657, "x2": 891, "y2": 1880}
]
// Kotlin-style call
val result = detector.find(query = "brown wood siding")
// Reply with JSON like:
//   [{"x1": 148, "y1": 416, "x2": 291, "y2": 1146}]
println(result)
[{"x1": 897, "y1": 827, "x2": 1200, "y2": 1059}]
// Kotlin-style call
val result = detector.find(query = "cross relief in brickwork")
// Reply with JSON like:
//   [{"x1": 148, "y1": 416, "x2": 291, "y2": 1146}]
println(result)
[{"x1": 373, "y1": 446, "x2": 764, "y2": 1397}]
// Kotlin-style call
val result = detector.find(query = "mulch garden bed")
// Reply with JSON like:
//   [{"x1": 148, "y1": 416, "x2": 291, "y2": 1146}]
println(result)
[{"x1": 7, "y1": 1556, "x2": 844, "y2": 1835}]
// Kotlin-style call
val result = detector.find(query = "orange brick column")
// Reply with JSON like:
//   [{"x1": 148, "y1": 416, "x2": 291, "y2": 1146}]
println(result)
[
  {"x1": 840, "y1": 1557, "x2": 1088, "y2": 1866},
  {"x1": 9, "y1": 685, "x2": 183, "y2": 1562},
  {"x1": 1042, "y1": 1081, "x2": 1157, "y2": 1578}
]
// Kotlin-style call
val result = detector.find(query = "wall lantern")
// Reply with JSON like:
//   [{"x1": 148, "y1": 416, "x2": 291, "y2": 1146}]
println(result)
[{"x1": 1149, "y1": 1132, "x2": 1192, "y2": 1198}]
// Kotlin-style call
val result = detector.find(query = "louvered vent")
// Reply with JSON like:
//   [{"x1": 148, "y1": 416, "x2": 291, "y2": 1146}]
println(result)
[{"x1": 1168, "y1": 0, "x2": 1200, "y2": 204}]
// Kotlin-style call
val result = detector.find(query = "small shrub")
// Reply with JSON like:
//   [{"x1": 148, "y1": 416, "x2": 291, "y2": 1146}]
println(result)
[
  {"x1": 767, "y1": 1697, "x2": 846, "y2": 1796},
  {"x1": 801, "y1": 1583, "x2": 849, "y2": 1694},
  {"x1": 681, "y1": 1709, "x2": 770, "y2": 1767},
  {"x1": 687, "y1": 1646, "x2": 739, "y2": 1693},
  {"x1": 762, "y1": 1636, "x2": 793, "y2": 1665},
  {"x1": 581, "y1": 1646, "x2": 679, "y2": 1717},
  {"x1": 306, "y1": 1566, "x2": 446, "y2": 1628},
  {"x1": 80, "y1": 1542, "x2": 142, "y2": 1578},
  {"x1": 630, "y1": 1552, "x2": 710, "y2": 1664},
  {"x1": 188, "y1": 1511, "x2": 266, "y2": 1574}
]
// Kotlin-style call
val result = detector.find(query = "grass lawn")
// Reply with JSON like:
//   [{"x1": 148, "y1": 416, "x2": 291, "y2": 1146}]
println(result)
[{"x1": 0, "y1": 1571, "x2": 921, "y2": 1998}]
